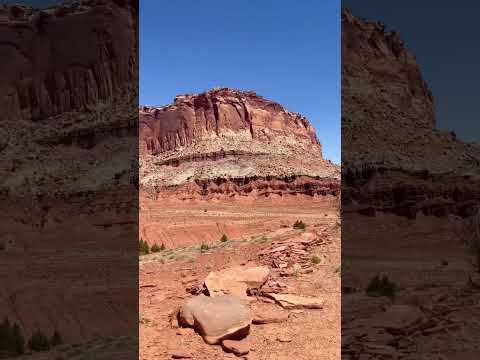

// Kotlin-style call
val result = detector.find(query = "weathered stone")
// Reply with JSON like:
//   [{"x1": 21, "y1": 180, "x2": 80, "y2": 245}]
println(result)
[
  {"x1": 221, "y1": 339, "x2": 251, "y2": 356},
  {"x1": 205, "y1": 266, "x2": 270, "y2": 300},
  {"x1": 178, "y1": 295, "x2": 253, "y2": 345},
  {"x1": 371, "y1": 305, "x2": 425, "y2": 331},
  {"x1": 267, "y1": 293, "x2": 324, "y2": 309},
  {"x1": 170, "y1": 350, "x2": 192, "y2": 359},
  {"x1": 252, "y1": 304, "x2": 289, "y2": 324}
]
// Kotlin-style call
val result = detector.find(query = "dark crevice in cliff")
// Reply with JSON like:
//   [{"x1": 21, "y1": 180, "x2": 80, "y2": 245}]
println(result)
[
  {"x1": 243, "y1": 103, "x2": 254, "y2": 139},
  {"x1": 212, "y1": 99, "x2": 220, "y2": 136}
]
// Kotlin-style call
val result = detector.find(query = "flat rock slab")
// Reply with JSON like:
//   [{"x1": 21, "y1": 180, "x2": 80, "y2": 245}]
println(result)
[
  {"x1": 205, "y1": 266, "x2": 270, "y2": 300},
  {"x1": 267, "y1": 293, "x2": 324, "y2": 309},
  {"x1": 178, "y1": 294, "x2": 253, "y2": 345},
  {"x1": 221, "y1": 339, "x2": 251, "y2": 356},
  {"x1": 252, "y1": 303, "x2": 289, "y2": 324},
  {"x1": 371, "y1": 304, "x2": 425, "y2": 331}
]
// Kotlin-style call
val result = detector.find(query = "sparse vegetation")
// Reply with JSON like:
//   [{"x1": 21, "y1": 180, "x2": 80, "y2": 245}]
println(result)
[
  {"x1": 220, "y1": 234, "x2": 228, "y2": 242},
  {"x1": 292, "y1": 264, "x2": 302, "y2": 277},
  {"x1": 0, "y1": 318, "x2": 25, "y2": 356},
  {"x1": 28, "y1": 329, "x2": 50, "y2": 352},
  {"x1": 0, "y1": 319, "x2": 64, "y2": 357},
  {"x1": 366, "y1": 275, "x2": 397, "y2": 298},
  {"x1": 200, "y1": 243, "x2": 210, "y2": 252},
  {"x1": 139, "y1": 239, "x2": 150, "y2": 256},
  {"x1": 151, "y1": 243, "x2": 165, "y2": 253},
  {"x1": 311, "y1": 255, "x2": 322, "y2": 265},
  {"x1": 293, "y1": 220, "x2": 306, "y2": 230}
]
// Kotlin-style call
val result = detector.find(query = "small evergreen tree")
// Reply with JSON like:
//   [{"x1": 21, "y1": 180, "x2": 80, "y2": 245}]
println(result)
[
  {"x1": 293, "y1": 220, "x2": 306, "y2": 230},
  {"x1": 0, "y1": 317, "x2": 12, "y2": 353},
  {"x1": 139, "y1": 239, "x2": 150, "y2": 255},
  {"x1": 220, "y1": 234, "x2": 228, "y2": 242},
  {"x1": 28, "y1": 329, "x2": 50, "y2": 352},
  {"x1": 150, "y1": 243, "x2": 162, "y2": 253},
  {"x1": 12, "y1": 323, "x2": 25, "y2": 355}
]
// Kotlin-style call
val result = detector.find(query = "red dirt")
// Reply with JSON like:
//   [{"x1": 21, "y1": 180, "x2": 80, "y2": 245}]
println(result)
[{"x1": 139, "y1": 198, "x2": 340, "y2": 360}]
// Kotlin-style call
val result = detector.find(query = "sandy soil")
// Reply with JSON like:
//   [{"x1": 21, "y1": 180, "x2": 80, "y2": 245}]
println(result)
[
  {"x1": 139, "y1": 197, "x2": 340, "y2": 359},
  {"x1": 342, "y1": 213, "x2": 480, "y2": 359}
]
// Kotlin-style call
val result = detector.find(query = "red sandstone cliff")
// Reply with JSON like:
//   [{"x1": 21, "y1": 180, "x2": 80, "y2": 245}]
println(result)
[
  {"x1": 342, "y1": 8, "x2": 480, "y2": 218},
  {"x1": 0, "y1": 0, "x2": 138, "y2": 193},
  {"x1": 0, "y1": 0, "x2": 138, "y2": 344},
  {"x1": 139, "y1": 88, "x2": 339, "y2": 199}
]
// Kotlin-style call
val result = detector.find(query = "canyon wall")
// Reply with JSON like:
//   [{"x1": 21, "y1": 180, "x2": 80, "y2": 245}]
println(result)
[
  {"x1": 0, "y1": 0, "x2": 138, "y2": 344},
  {"x1": 140, "y1": 88, "x2": 339, "y2": 200},
  {"x1": 342, "y1": 8, "x2": 480, "y2": 218}
]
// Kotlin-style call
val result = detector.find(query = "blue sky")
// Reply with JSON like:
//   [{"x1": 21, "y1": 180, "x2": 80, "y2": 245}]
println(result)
[{"x1": 140, "y1": 1, "x2": 341, "y2": 164}]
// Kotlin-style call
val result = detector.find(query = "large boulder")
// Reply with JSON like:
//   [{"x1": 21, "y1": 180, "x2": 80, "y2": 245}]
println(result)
[
  {"x1": 205, "y1": 266, "x2": 270, "y2": 300},
  {"x1": 178, "y1": 295, "x2": 253, "y2": 345}
]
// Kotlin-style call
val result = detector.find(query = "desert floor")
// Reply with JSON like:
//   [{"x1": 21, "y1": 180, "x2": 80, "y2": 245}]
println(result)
[{"x1": 140, "y1": 197, "x2": 340, "y2": 359}]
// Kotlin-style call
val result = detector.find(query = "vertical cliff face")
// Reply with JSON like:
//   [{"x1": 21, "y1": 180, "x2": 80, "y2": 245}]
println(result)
[
  {"x1": 342, "y1": 8, "x2": 480, "y2": 218},
  {"x1": 0, "y1": 1, "x2": 137, "y2": 123},
  {"x1": 139, "y1": 88, "x2": 321, "y2": 156},
  {"x1": 342, "y1": 8, "x2": 480, "y2": 173},
  {"x1": 342, "y1": 8, "x2": 435, "y2": 129},
  {"x1": 0, "y1": 0, "x2": 138, "y2": 193}
]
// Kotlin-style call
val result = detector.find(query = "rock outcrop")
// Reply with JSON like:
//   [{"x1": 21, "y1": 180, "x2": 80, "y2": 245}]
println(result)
[
  {"x1": 140, "y1": 88, "x2": 339, "y2": 200},
  {"x1": 0, "y1": 0, "x2": 138, "y2": 194},
  {"x1": 342, "y1": 8, "x2": 480, "y2": 218},
  {"x1": 0, "y1": 0, "x2": 138, "y2": 344},
  {"x1": 178, "y1": 294, "x2": 253, "y2": 345}
]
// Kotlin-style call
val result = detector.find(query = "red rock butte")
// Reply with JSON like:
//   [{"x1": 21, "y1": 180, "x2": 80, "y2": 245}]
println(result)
[{"x1": 139, "y1": 88, "x2": 340, "y2": 199}]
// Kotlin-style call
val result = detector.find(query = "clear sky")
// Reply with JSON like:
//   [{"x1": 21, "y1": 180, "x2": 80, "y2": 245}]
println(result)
[{"x1": 140, "y1": 0, "x2": 341, "y2": 164}]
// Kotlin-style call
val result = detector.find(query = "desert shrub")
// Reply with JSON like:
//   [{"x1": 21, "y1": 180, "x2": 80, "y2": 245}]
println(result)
[
  {"x1": 311, "y1": 255, "x2": 322, "y2": 264},
  {"x1": 200, "y1": 243, "x2": 210, "y2": 252},
  {"x1": 293, "y1": 220, "x2": 306, "y2": 230},
  {"x1": 366, "y1": 275, "x2": 397, "y2": 298},
  {"x1": 28, "y1": 329, "x2": 50, "y2": 352},
  {"x1": 219, "y1": 234, "x2": 228, "y2": 242},
  {"x1": 292, "y1": 264, "x2": 302, "y2": 277},
  {"x1": 150, "y1": 243, "x2": 164, "y2": 253},
  {"x1": 139, "y1": 239, "x2": 150, "y2": 256},
  {"x1": 0, "y1": 318, "x2": 25, "y2": 356},
  {"x1": 50, "y1": 330, "x2": 62, "y2": 347}
]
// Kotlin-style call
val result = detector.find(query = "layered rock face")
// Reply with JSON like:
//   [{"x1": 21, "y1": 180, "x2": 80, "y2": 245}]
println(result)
[
  {"x1": 0, "y1": 0, "x2": 138, "y2": 344},
  {"x1": 342, "y1": 8, "x2": 480, "y2": 218},
  {"x1": 0, "y1": 0, "x2": 138, "y2": 194},
  {"x1": 140, "y1": 88, "x2": 339, "y2": 199}
]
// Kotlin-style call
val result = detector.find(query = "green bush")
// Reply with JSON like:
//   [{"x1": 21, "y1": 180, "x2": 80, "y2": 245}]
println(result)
[
  {"x1": 150, "y1": 243, "x2": 163, "y2": 253},
  {"x1": 139, "y1": 239, "x2": 150, "y2": 256},
  {"x1": 200, "y1": 243, "x2": 210, "y2": 252},
  {"x1": 0, "y1": 318, "x2": 25, "y2": 356},
  {"x1": 311, "y1": 255, "x2": 322, "y2": 264},
  {"x1": 366, "y1": 275, "x2": 397, "y2": 298},
  {"x1": 220, "y1": 234, "x2": 228, "y2": 242},
  {"x1": 293, "y1": 220, "x2": 306, "y2": 230},
  {"x1": 28, "y1": 329, "x2": 50, "y2": 352}
]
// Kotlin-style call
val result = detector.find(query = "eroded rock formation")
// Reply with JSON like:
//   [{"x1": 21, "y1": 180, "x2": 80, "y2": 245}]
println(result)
[
  {"x1": 342, "y1": 8, "x2": 480, "y2": 218},
  {"x1": 0, "y1": 0, "x2": 138, "y2": 344},
  {"x1": 140, "y1": 88, "x2": 339, "y2": 200}
]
